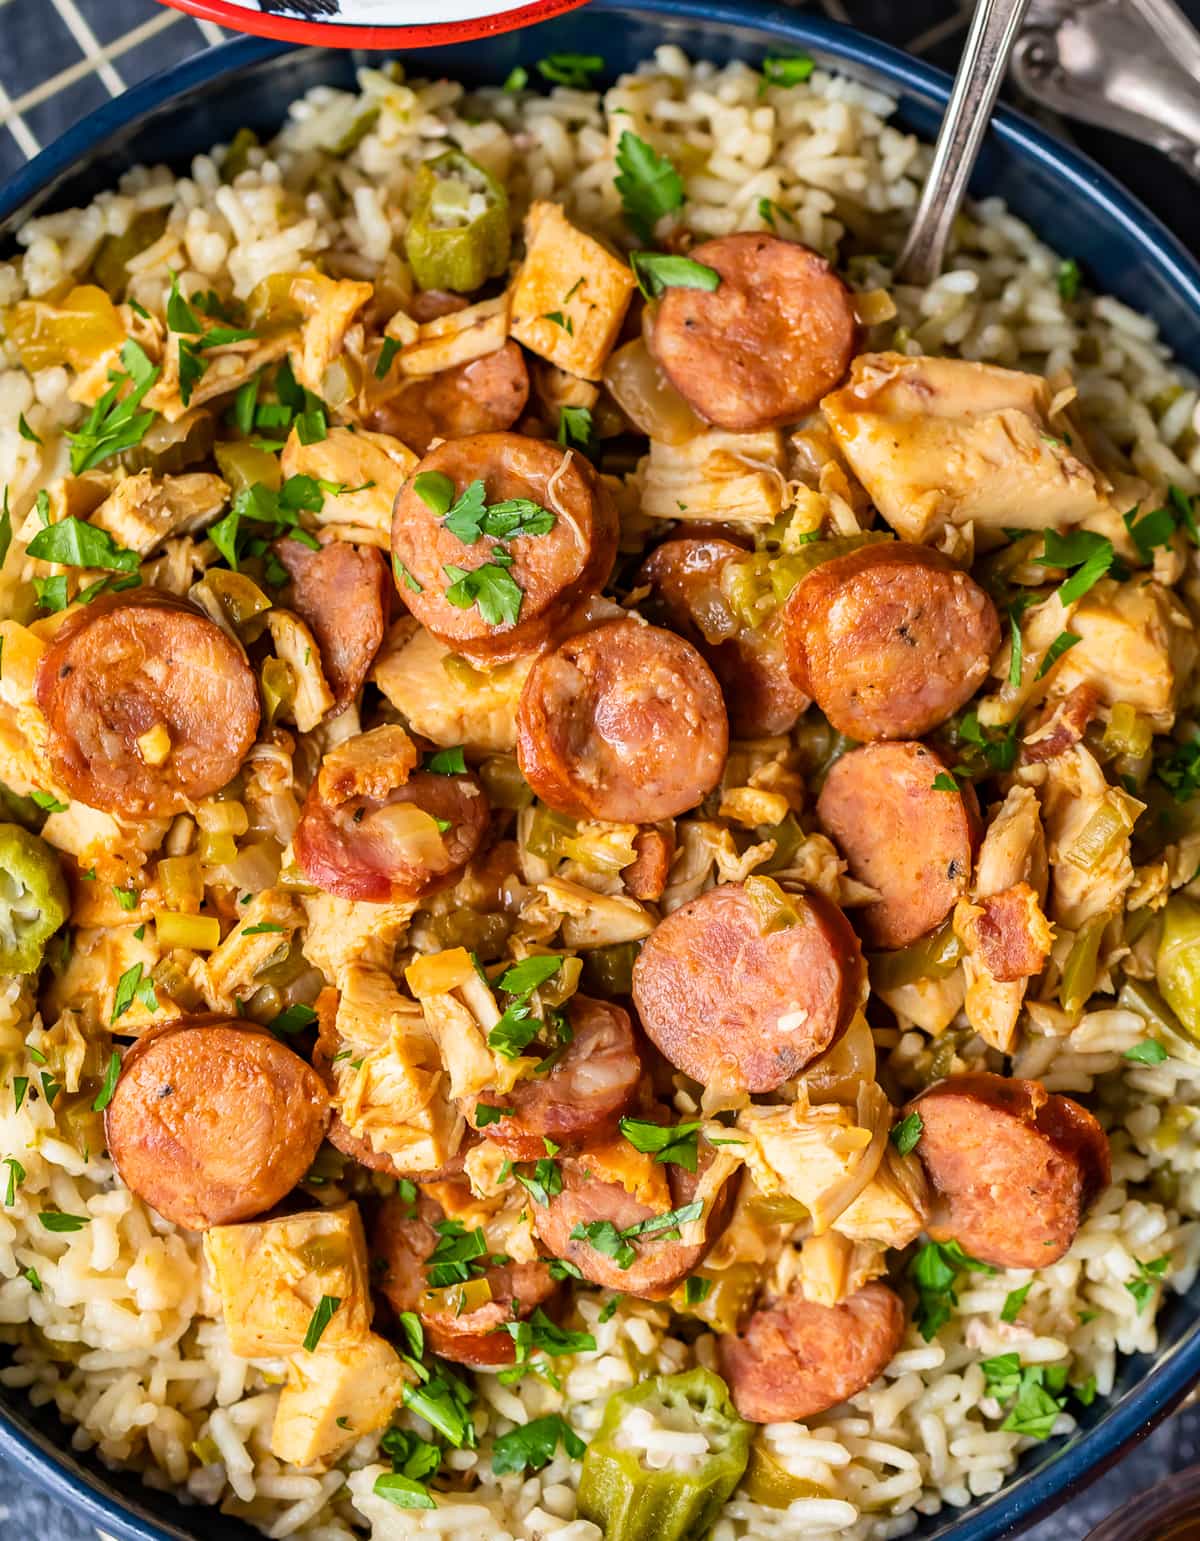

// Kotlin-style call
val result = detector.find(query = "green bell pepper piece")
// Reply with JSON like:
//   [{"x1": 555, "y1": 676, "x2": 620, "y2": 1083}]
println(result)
[
  {"x1": 1157, "y1": 894, "x2": 1200, "y2": 1042},
  {"x1": 577, "y1": 1367, "x2": 751, "y2": 1541},
  {"x1": 404, "y1": 150, "x2": 511, "y2": 294},
  {"x1": 0, "y1": 823, "x2": 69, "y2": 975}
]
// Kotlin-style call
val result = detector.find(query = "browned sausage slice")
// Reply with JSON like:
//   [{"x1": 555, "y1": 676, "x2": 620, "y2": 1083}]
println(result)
[
  {"x1": 639, "y1": 537, "x2": 807, "y2": 738},
  {"x1": 274, "y1": 538, "x2": 388, "y2": 709},
  {"x1": 631, "y1": 881, "x2": 865, "y2": 1094},
  {"x1": 816, "y1": 741, "x2": 978, "y2": 950},
  {"x1": 105, "y1": 1019, "x2": 329, "y2": 1230},
  {"x1": 468, "y1": 995, "x2": 641, "y2": 1159},
  {"x1": 719, "y1": 1281, "x2": 905, "y2": 1422},
  {"x1": 650, "y1": 234, "x2": 859, "y2": 431},
  {"x1": 390, "y1": 432, "x2": 618, "y2": 664},
  {"x1": 783, "y1": 543, "x2": 1000, "y2": 741},
  {"x1": 622, "y1": 827, "x2": 675, "y2": 902},
  {"x1": 905, "y1": 1072, "x2": 1111, "y2": 1268},
  {"x1": 295, "y1": 768, "x2": 489, "y2": 903},
  {"x1": 516, "y1": 617, "x2": 729, "y2": 822},
  {"x1": 36, "y1": 590, "x2": 260, "y2": 818},
  {"x1": 373, "y1": 1186, "x2": 556, "y2": 1367},
  {"x1": 533, "y1": 1140, "x2": 737, "y2": 1300},
  {"x1": 370, "y1": 343, "x2": 530, "y2": 456}
]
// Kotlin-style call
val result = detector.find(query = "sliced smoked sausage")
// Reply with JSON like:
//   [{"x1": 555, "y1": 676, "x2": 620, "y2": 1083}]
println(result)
[
  {"x1": 390, "y1": 432, "x2": 618, "y2": 664},
  {"x1": 719, "y1": 1280, "x2": 905, "y2": 1422},
  {"x1": 631, "y1": 881, "x2": 865, "y2": 1094},
  {"x1": 904, "y1": 1072, "x2": 1111, "y2": 1268},
  {"x1": 783, "y1": 543, "x2": 1000, "y2": 741},
  {"x1": 295, "y1": 768, "x2": 489, "y2": 904},
  {"x1": 533, "y1": 1140, "x2": 737, "y2": 1300},
  {"x1": 274, "y1": 537, "x2": 388, "y2": 709},
  {"x1": 370, "y1": 343, "x2": 530, "y2": 455},
  {"x1": 639, "y1": 537, "x2": 806, "y2": 738},
  {"x1": 816, "y1": 741, "x2": 978, "y2": 950},
  {"x1": 373, "y1": 1186, "x2": 556, "y2": 1368},
  {"x1": 622, "y1": 826, "x2": 675, "y2": 902},
  {"x1": 468, "y1": 995, "x2": 641, "y2": 1159},
  {"x1": 650, "y1": 234, "x2": 859, "y2": 432},
  {"x1": 516, "y1": 617, "x2": 728, "y2": 822},
  {"x1": 36, "y1": 590, "x2": 260, "y2": 818},
  {"x1": 105, "y1": 1019, "x2": 329, "y2": 1230}
]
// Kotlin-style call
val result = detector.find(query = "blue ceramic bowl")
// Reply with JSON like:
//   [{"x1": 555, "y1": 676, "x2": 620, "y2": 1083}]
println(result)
[{"x1": 3, "y1": 6, "x2": 1200, "y2": 1538}]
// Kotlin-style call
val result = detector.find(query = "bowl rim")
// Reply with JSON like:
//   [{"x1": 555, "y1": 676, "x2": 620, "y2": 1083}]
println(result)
[
  {"x1": 154, "y1": 0, "x2": 590, "y2": 51},
  {"x1": 2, "y1": 5, "x2": 1200, "y2": 1539}
]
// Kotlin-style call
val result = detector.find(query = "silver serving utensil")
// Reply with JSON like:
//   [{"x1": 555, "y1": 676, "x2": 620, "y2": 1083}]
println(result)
[
  {"x1": 895, "y1": 0, "x2": 1033, "y2": 285},
  {"x1": 1013, "y1": 0, "x2": 1200, "y2": 181}
]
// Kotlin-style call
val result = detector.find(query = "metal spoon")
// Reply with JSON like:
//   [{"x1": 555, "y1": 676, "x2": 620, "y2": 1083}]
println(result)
[{"x1": 895, "y1": 0, "x2": 1033, "y2": 285}]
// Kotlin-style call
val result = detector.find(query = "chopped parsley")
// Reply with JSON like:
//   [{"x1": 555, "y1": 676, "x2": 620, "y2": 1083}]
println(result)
[
  {"x1": 425, "y1": 746, "x2": 467, "y2": 775},
  {"x1": 1001, "y1": 1282, "x2": 1033, "y2": 1323},
  {"x1": 38, "y1": 1210, "x2": 92, "y2": 1232},
  {"x1": 1126, "y1": 1254, "x2": 1170, "y2": 1313},
  {"x1": 1033, "y1": 529, "x2": 1115, "y2": 605},
  {"x1": 425, "y1": 1219, "x2": 489, "y2": 1289},
  {"x1": 542, "y1": 309, "x2": 574, "y2": 335},
  {"x1": 614, "y1": 130, "x2": 684, "y2": 242},
  {"x1": 375, "y1": 337, "x2": 403, "y2": 379},
  {"x1": 111, "y1": 962, "x2": 158, "y2": 1025},
  {"x1": 443, "y1": 557, "x2": 523, "y2": 629},
  {"x1": 373, "y1": 1424, "x2": 441, "y2": 1510},
  {"x1": 683, "y1": 1275, "x2": 712, "y2": 1306},
  {"x1": 889, "y1": 1112, "x2": 923, "y2": 1156},
  {"x1": 12, "y1": 1078, "x2": 28, "y2": 1113},
  {"x1": 167, "y1": 272, "x2": 255, "y2": 408},
  {"x1": 759, "y1": 53, "x2": 815, "y2": 95},
  {"x1": 981, "y1": 1353, "x2": 1070, "y2": 1439},
  {"x1": 113, "y1": 886, "x2": 138, "y2": 912},
  {"x1": 393, "y1": 554, "x2": 423, "y2": 592},
  {"x1": 1057, "y1": 257, "x2": 1081, "y2": 301},
  {"x1": 502, "y1": 65, "x2": 529, "y2": 92},
  {"x1": 0, "y1": 488, "x2": 11, "y2": 567},
  {"x1": 618, "y1": 1115, "x2": 701, "y2": 1172},
  {"x1": 17, "y1": 414, "x2": 41, "y2": 445},
  {"x1": 3, "y1": 1157, "x2": 25, "y2": 1207},
  {"x1": 558, "y1": 404, "x2": 593, "y2": 452},
  {"x1": 1155, "y1": 734, "x2": 1200, "y2": 802},
  {"x1": 630, "y1": 251, "x2": 721, "y2": 301},
  {"x1": 909, "y1": 1239, "x2": 996, "y2": 1340},
  {"x1": 268, "y1": 1003, "x2": 317, "y2": 1037},
  {"x1": 931, "y1": 772, "x2": 960, "y2": 793},
  {"x1": 536, "y1": 52, "x2": 604, "y2": 88},
  {"x1": 1035, "y1": 629, "x2": 1081, "y2": 681},
  {"x1": 514, "y1": 1157, "x2": 562, "y2": 1207},
  {"x1": 67, "y1": 339, "x2": 161, "y2": 473},
  {"x1": 26, "y1": 516, "x2": 139, "y2": 574},
  {"x1": 1125, "y1": 1039, "x2": 1168, "y2": 1065},
  {"x1": 570, "y1": 1200, "x2": 703, "y2": 1271},
  {"x1": 433, "y1": 478, "x2": 556, "y2": 545},
  {"x1": 91, "y1": 1051, "x2": 121, "y2": 1113},
  {"x1": 492, "y1": 1412, "x2": 585, "y2": 1475},
  {"x1": 302, "y1": 1294, "x2": 341, "y2": 1351},
  {"x1": 488, "y1": 957, "x2": 565, "y2": 1060},
  {"x1": 205, "y1": 475, "x2": 326, "y2": 571},
  {"x1": 474, "y1": 1102, "x2": 515, "y2": 1127}
]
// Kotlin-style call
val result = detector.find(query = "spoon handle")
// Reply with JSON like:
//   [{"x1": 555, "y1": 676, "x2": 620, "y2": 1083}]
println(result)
[{"x1": 895, "y1": 0, "x2": 1032, "y2": 286}]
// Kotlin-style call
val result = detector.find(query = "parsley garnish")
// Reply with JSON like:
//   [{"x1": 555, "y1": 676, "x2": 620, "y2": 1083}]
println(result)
[
  {"x1": 434, "y1": 478, "x2": 555, "y2": 545},
  {"x1": 1057, "y1": 258, "x2": 1081, "y2": 301},
  {"x1": 1126, "y1": 1254, "x2": 1171, "y2": 1313},
  {"x1": 514, "y1": 1157, "x2": 562, "y2": 1207},
  {"x1": 909, "y1": 1239, "x2": 996, "y2": 1340},
  {"x1": 67, "y1": 339, "x2": 160, "y2": 474},
  {"x1": 111, "y1": 962, "x2": 158, "y2": 1024},
  {"x1": 268, "y1": 1003, "x2": 317, "y2": 1037},
  {"x1": 931, "y1": 772, "x2": 959, "y2": 792},
  {"x1": 499, "y1": 956, "x2": 563, "y2": 995},
  {"x1": 614, "y1": 131, "x2": 684, "y2": 242},
  {"x1": 1001, "y1": 1282, "x2": 1032, "y2": 1323},
  {"x1": 3, "y1": 1157, "x2": 25, "y2": 1206},
  {"x1": 393, "y1": 554, "x2": 423, "y2": 592},
  {"x1": 1034, "y1": 529, "x2": 1115, "y2": 605},
  {"x1": 167, "y1": 272, "x2": 255, "y2": 408},
  {"x1": 444, "y1": 557, "x2": 524, "y2": 628},
  {"x1": 373, "y1": 1424, "x2": 441, "y2": 1509},
  {"x1": 492, "y1": 1412, "x2": 585, "y2": 1475},
  {"x1": 536, "y1": 53, "x2": 604, "y2": 88},
  {"x1": 38, "y1": 1211, "x2": 92, "y2": 1232},
  {"x1": 558, "y1": 404, "x2": 593, "y2": 451},
  {"x1": 0, "y1": 488, "x2": 11, "y2": 566},
  {"x1": 375, "y1": 337, "x2": 402, "y2": 379},
  {"x1": 474, "y1": 1102, "x2": 515, "y2": 1126},
  {"x1": 425, "y1": 1220, "x2": 490, "y2": 1289},
  {"x1": 1125, "y1": 1038, "x2": 1168, "y2": 1065},
  {"x1": 890, "y1": 1112, "x2": 923, "y2": 1155},
  {"x1": 1155, "y1": 734, "x2": 1200, "y2": 802},
  {"x1": 1035, "y1": 629, "x2": 1081, "y2": 680},
  {"x1": 18, "y1": 414, "x2": 41, "y2": 445},
  {"x1": 684, "y1": 1275, "x2": 712, "y2": 1305},
  {"x1": 981, "y1": 1353, "x2": 1070, "y2": 1439},
  {"x1": 570, "y1": 1201, "x2": 703, "y2": 1270},
  {"x1": 619, "y1": 1116, "x2": 701, "y2": 1172},
  {"x1": 91, "y1": 1050, "x2": 121, "y2": 1113},
  {"x1": 302, "y1": 1294, "x2": 341, "y2": 1351},
  {"x1": 630, "y1": 251, "x2": 721, "y2": 301},
  {"x1": 503, "y1": 65, "x2": 528, "y2": 92},
  {"x1": 205, "y1": 475, "x2": 324, "y2": 570},
  {"x1": 759, "y1": 53, "x2": 815, "y2": 95},
  {"x1": 113, "y1": 886, "x2": 138, "y2": 912},
  {"x1": 26, "y1": 517, "x2": 140, "y2": 573}
]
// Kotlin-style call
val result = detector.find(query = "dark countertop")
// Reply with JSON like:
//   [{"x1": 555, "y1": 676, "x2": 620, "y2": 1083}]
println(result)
[{"x1": 2, "y1": 0, "x2": 1199, "y2": 1535}]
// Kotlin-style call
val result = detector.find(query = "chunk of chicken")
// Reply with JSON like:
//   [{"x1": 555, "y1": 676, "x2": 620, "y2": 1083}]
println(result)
[
  {"x1": 822, "y1": 353, "x2": 1119, "y2": 540},
  {"x1": 534, "y1": 875, "x2": 656, "y2": 948},
  {"x1": 371, "y1": 620, "x2": 532, "y2": 754},
  {"x1": 41, "y1": 800, "x2": 168, "y2": 888},
  {"x1": 1040, "y1": 744, "x2": 1144, "y2": 929},
  {"x1": 325, "y1": 963, "x2": 463, "y2": 1175},
  {"x1": 510, "y1": 202, "x2": 637, "y2": 381},
  {"x1": 796, "y1": 1231, "x2": 888, "y2": 1309},
  {"x1": 270, "y1": 1333, "x2": 407, "y2": 1468},
  {"x1": 202, "y1": 888, "x2": 303, "y2": 1013},
  {"x1": 146, "y1": 331, "x2": 296, "y2": 424},
  {"x1": 871, "y1": 970, "x2": 965, "y2": 1036},
  {"x1": 396, "y1": 292, "x2": 510, "y2": 377},
  {"x1": 42, "y1": 922, "x2": 179, "y2": 1033},
  {"x1": 317, "y1": 724, "x2": 418, "y2": 806},
  {"x1": 281, "y1": 425, "x2": 417, "y2": 549},
  {"x1": 833, "y1": 1144, "x2": 929, "y2": 1250},
  {"x1": 1049, "y1": 577, "x2": 1196, "y2": 732},
  {"x1": 290, "y1": 273, "x2": 373, "y2": 396},
  {"x1": 0, "y1": 619, "x2": 61, "y2": 800},
  {"x1": 639, "y1": 429, "x2": 789, "y2": 526},
  {"x1": 88, "y1": 470, "x2": 228, "y2": 557},
  {"x1": 301, "y1": 892, "x2": 417, "y2": 986},
  {"x1": 203, "y1": 1203, "x2": 373, "y2": 1357},
  {"x1": 266, "y1": 610, "x2": 336, "y2": 732},
  {"x1": 953, "y1": 785, "x2": 1051, "y2": 1054}
]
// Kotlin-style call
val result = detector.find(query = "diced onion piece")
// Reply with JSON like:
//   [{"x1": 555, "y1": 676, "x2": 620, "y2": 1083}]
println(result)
[
  {"x1": 136, "y1": 723, "x2": 172, "y2": 766},
  {"x1": 363, "y1": 802, "x2": 447, "y2": 869},
  {"x1": 603, "y1": 337, "x2": 705, "y2": 446},
  {"x1": 156, "y1": 911, "x2": 222, "y2": 951},
  {"x1": 198, "y1": 831, "x2": 238, "y2": 866},
  {"x1": 197, "y1": 799, "x2": 250, "y2": 837}
]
